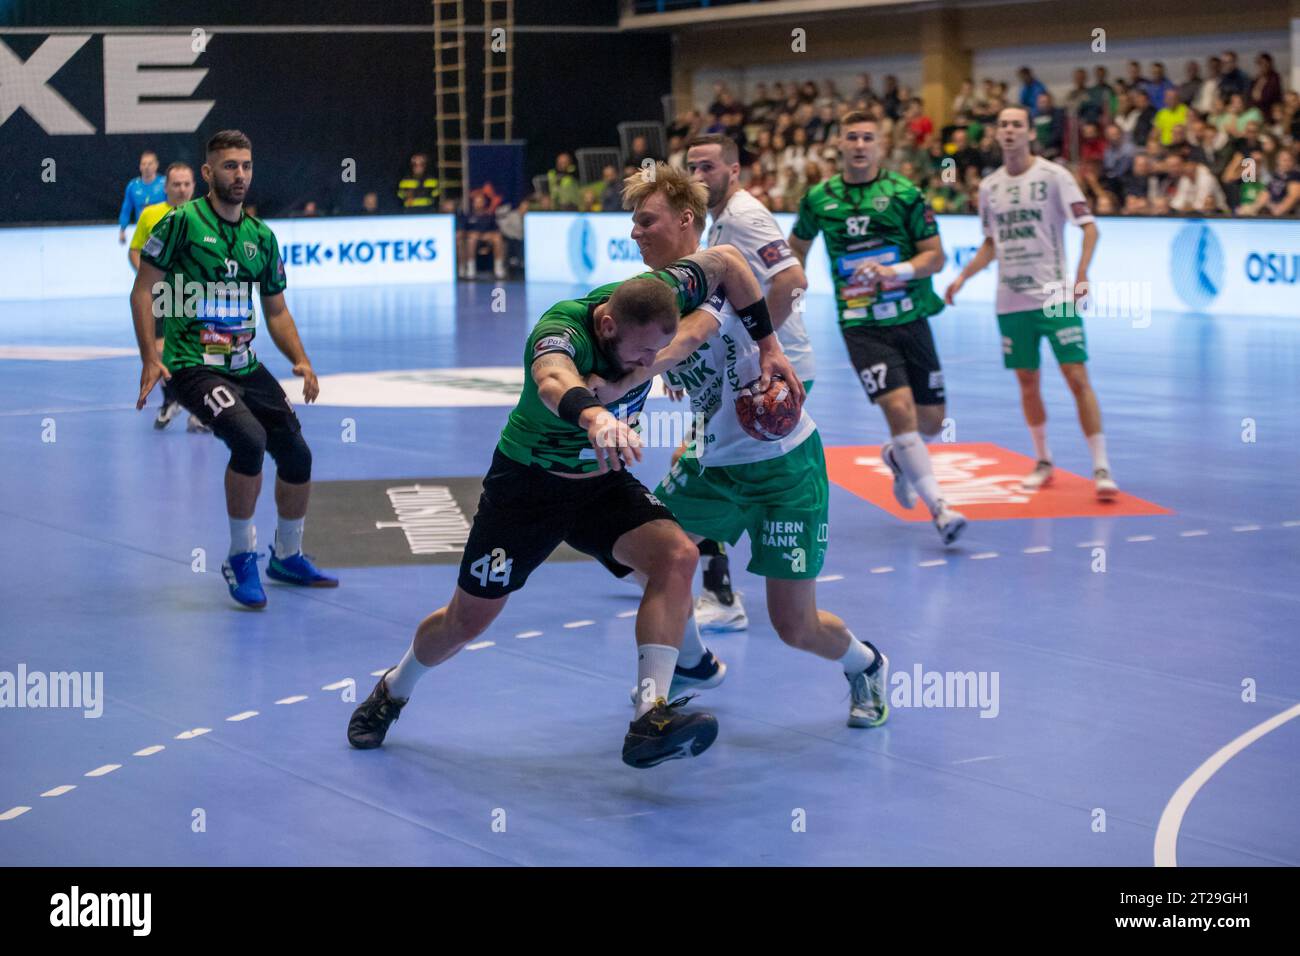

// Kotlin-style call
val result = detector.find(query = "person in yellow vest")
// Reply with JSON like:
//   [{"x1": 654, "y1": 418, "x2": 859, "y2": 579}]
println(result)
[
  {"x1": 129, "y1": 162, "x2": 196, "y2": 430},
  {"x1": 398, "y1": 153, "x2": 440, "y2": 209}
]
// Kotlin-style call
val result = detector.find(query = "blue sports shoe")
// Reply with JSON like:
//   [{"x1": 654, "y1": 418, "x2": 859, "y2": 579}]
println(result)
[
  {"x1": 266, "y1": 548, "x2": 339, "y2": 588},
  {"x1": 222, "y1": 551, "x2": 267, "y2": 609}
]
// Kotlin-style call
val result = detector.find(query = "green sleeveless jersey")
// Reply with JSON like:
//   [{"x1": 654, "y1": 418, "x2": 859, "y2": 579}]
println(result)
[
  {"x1": 140, "y1": 196, "x2": 287, "y2": 376},
  {"x1": 792, "y1": 171, "x2": 944, "y2": 328},
  {"x1": 497, "y1": 259, "x2": 708, "y2": 475}
]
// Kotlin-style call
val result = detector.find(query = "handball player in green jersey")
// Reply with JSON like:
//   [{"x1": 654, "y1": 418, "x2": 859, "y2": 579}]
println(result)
[{"x1": 788, "y1": 111, "x2": 968, "y2": 545}]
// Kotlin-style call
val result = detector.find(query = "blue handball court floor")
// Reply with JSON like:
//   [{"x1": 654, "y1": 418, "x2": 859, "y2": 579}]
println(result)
[{"x1": 0, "y1": 280, "x2": 1296, "y2": 866}]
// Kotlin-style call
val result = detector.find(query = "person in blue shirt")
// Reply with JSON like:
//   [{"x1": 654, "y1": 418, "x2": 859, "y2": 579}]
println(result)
[
  {"x1": 1017, "y1": 67, "x2": 1047, "y2": 112},
  {"x1": 117, "y1": 151, "x2": 165, "y2": 245},
  {"x1": 1140, "y1": 62, "x2": 1176, "y2": 113}
]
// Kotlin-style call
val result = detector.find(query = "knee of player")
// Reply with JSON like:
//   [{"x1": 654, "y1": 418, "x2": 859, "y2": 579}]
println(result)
[
  {"x1": 770, "y1": 612, "x2": 814, "y2": 650},
  {"x1": 228, "y1": 419, "x2": 269, "y2": 472},
  {"x1": 1061, "y1": 366, "x2": 1091, "y2": 394},
  {"x1": 649, "y1": 535, "x2": 699, "y2": 584},
  {"x1": 272, "y1": 433, "x2": 312, "y2": 484}
]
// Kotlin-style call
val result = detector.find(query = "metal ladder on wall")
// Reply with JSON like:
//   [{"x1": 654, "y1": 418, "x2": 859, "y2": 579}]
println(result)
[
  {"x1": 482, "y1": 0, "x2": 514, "y2": 143},
  {"x1": 432, "y1": 0, "x2": 467, "y2": 203}
]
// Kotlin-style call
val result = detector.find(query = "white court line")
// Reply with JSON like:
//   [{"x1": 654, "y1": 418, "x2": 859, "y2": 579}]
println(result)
[
  {"x1": 0, "y1": 807, "x2": 31, "y2": 821},
  {"x1": 952, "y1": 755, "x2": 1005, "y2": 765},
  {"x1": 84, "y1": 764, "x2": 121, "y2": 777},
  {"x1": 1154, "y1": 701, "x2": 1300, "y2": 867},
  {"x1": 515, "y1": 630, "x2": 543, "y2": 638},
  {"x1": 40, "y1": 785, "x2": 76, "y2": 797},
  {"x1": 1180, "y1": 530, "x2": 1209, "y2": 537},
  {"x1": 1023, "y1": 545, "x2": 1051, "y2": 554},
  {"x1": 322, "y1": 679, "x2": 354, "y2": 691},
  {"x1": 370, "y1": 669, "x2": 389, "y2": 677},
  {"x1": 466, "y1": 641, "x2": 495, "y2": 650},
  {"x1": 918, "y1": 559, "x2": 947, "y2": 568},
  {"x1": 1076, "y1": 540, "x2": 1105, "y2": 548},
  {"x1": 175, "y1": 728, "x2": 211, "y2": 740},
  {"x1": 816, "y1": 574, "x2": 844, "y2": 582},
  {"x1": 969, "y1": 552, "x2": 999, "y2": 560},
  {"x1": 275, "y1": 695, "x2": 308, "y2": 705},
  {"x1": 616, "y1": 610, "x2": 638, "y2": 619},
  {"x1": 870, "y1": 566, "x2": 895, "y2": 574},
  {"x1": 564, "y1": 620, "x2": 595, "y2": 628},
  {"x1": 1126, "y1": 535, "x2": 1155, "y2": 542},
  {"x1": 133, "y1": 746, "x2": 164, "y2": 757},
  {"x1": 1232, "y1": 525, "x2": 1261, "y2": 532},
  {"x1": 226, "y1": 711, "x2": 259, "y2": 722},
  {"x1": 1283, "y1": 520, "x2": 1300, "y2": 527}
]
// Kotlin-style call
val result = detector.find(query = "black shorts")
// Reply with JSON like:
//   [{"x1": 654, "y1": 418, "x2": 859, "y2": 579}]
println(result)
[
  {"x1": 169, "y1": 363, "x2": 301, "y2": 438},
  {"x1": 457, "y1": 448, "x2": 679, "y2": 599},
  {"x1": 842, "y1": 318, "x2": 945, "y2": 405}
]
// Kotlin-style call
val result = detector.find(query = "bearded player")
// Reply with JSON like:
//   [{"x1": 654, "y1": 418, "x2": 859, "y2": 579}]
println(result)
[
  {"x1": 346, "y1": 219, "x2": 801, "y2": 768},
  {"x1": 130, "y1": 130, "x2": 338, "y2": 609},
  {"x1": 593, "y1": 164, "x2": 889, "y2": 729},
  {"x1": 788, "y1": 111, "x2": 966, "y2": 546},
  {"x1": 944, "y1": 106, "x2": 1118, "y2": 498},
  {"x1": 676, "y1": 134, "x2": 815, "y2": 634}
]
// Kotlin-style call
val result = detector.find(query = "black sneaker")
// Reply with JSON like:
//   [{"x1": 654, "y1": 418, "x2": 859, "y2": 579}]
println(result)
[
  {"x1": 347, "y1": 670, "x2": 407, "y2": 749},
  {"x1": 622, "y1": 696, "x2": 718, "y2": 769}
]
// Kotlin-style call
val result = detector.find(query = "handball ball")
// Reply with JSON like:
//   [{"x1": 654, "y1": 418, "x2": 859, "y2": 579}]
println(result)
[{"x1": 734, "y1": 373, "x2": 800, "y2": 441}]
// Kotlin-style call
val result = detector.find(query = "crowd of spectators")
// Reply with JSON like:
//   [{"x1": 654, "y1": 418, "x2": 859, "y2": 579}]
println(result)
[{"x1": 533, "y1": 52, "x2": 1300, "y2": 219}]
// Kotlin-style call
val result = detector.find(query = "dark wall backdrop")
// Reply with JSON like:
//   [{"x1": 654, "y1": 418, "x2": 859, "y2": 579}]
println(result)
[{"x1": 0, "y1": 1, "x2": 670, "y2": 223}]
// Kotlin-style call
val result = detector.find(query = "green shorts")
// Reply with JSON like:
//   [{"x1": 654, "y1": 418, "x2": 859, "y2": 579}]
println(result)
[
  {"x1": 997, "y1": 309, "x2": 1088, "y2": 370},
  {"x1": 655, "y1": 431, "x2": 829, "y2": 580}
]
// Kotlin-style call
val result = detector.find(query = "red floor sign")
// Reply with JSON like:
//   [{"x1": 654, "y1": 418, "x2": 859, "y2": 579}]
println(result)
[{"x1": 825, "y1": 443, "x2": 1172, "y2": 520}]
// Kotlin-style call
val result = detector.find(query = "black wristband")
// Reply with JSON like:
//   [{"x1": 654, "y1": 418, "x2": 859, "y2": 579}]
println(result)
[
  {"x1": 558, "y1": 386, "x2": 603, "y2": 427},
  {"x1": 737, "y1": 298, "x2": 774, "y2": 341}
]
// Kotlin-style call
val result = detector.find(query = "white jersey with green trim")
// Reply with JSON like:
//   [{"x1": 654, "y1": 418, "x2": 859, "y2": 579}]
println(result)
[
  {"x1": 707, "y1": 188, "x2": 815, "y2": 382},
  {"x1": 979, "y1": 157, "x2": 1094, "y2": 315},
  {"x1": 665, "y1": 293, "x2": 815, "y2": 468}
]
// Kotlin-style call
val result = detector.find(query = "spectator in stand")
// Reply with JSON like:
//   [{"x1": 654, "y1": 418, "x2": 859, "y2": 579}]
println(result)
[
  {"x1": 1124, "y1": 61, "x2": 1147, "y2": 95},
  {"x1": 882, "y1": 74, "x2": 902, "y2": 119},
  {"x1": 953, "y1": 79, "x2": 976, "y2": 116},
  {"x1": 1115, "y1": 88, "x2": 1140, "y2": 143},
  {"x1": 546, "y1": 152, "x2": 581, "y2": 210},
  {"x1": 1154, "y1": 88, "x2": 1189, "y2": 146},
  {"x1": 626, "y1": 134, "x2": 659, "y2": 169},
  {"x1": 749, "y1": 82, "x2": 777, "y2": 124},
  {"x1": 1219, "y1": 51, "x2": 1250, "y2": 100},
  {"x1": 1284, "y1": 91, "x2": 1300, "y2": 140},
  {"x1": 1142, "y1": 62, "x2": 1176, "y2": 110},
  {"x1": 361, "y1": 191, "x2": 380, "y2": 215},
  {"x1": 1131, "y1": 89, "x2": 1158, "y2": 147},
  {"x1": 1078, "y1": 121, "x2": 1106, "y2": 165},
  {"x1": 117, "y1": 150, "x2": 165, "y2": 244},
  {"x1": 904, "y1": 97, "x2": 934, "y2": 144},
  {"x1": 1033, "y1": 91, "x2": 1066, "y2": 159},
  {"x1": 1266, "y1": 102, "x2": 1288, "y2": 141},
  {"x1": 1068, "y1": 68, "x2": 1102, "y2": 126},
  {"x1": 1219, "y1": 93, "x2": 1263, "y2": 139},
  {"x1": 1177, "y1": 61, "x2": 1203, "y2": 113},
  {"x1": 854, "y1": 72, "x2": 876, "y2": 103},
  {"x1": 1195, "y1": 56, "x2": 1224, "y2": 114},
  {"x1": 948, "y1": 127, "x2": 982, "y2": 178},
  {"x1": 888, "y1": 127, "x2": 927, "y2": 173},
  {"x1": 1018, "y1": 66, "x2": 1048, "y2": 112},
  {"x1": 457, "y1": 189, "x2": 506, "y2": 279},
  {"x1": 1122, "y1": 152, "x2": 1157, "y2": 213},
  {"x1": 1251, "y1": 53, "x2": 1282, "y2": 115},
  {"x1": 1239, "y1": 147, "x2": 1300, "y2": 216},
  {"x1": 808, "y1": 103, "x2": 837, "y2": 143},
  {"x1": 1101, "y1": 122, "x2": 1136, "y2": 197},
  {"x1": 976, "y1": 123, "x2": 1002, "y2": 175},
  {"x1": 397, "y1": 153, "x2": 439, "y2": 210},
  {"x1": 1167, "y1": 153, "x2": 1228, "y2": 214},
  {"x1": 1230, "y1": 148, "x2": 1269, "y2": 212},
  {"x1": 598, "y1": 164, "x2": 623, "y2": 211},
  {"x1": 1095, "y1": 191, "x2": 1118, "y2": 214}
]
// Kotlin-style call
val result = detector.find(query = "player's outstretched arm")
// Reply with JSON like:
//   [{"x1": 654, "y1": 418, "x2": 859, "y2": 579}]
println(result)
[
  {"x1": 130, "y1": 261, "x2": 170, "y2": 409},
  {"x1": 533, "y1": 353, "x2": 641, "y2": 474},
  {"x1": 944, "y1": 236, "x2": 996, "y2": 304},
  {"x1": 1075, "y1": 222, "x2": 1099, "y2": 296},
  {"x1": 767, "y1": 262, "x2": 808, "y2": 331},
  {"x1": 588, "y1": 307, "x2": 722, "y2": 403},
  {"x1": 787, "y1": 234, "x2": 813, "y2": 268},
  {"x1": 262, "y1": 293, "x2": 320, "y2": 403}
]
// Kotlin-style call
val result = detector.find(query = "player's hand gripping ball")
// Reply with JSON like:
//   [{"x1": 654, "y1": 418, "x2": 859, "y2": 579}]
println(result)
[{"x1": 734, "y1": 373, "x2": 801, "y2": 441}]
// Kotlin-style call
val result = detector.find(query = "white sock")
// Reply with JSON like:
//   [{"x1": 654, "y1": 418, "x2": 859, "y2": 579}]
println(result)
[
  {"x1": 384, "y1": 642, "x2": 432, "y2": 701},
  {"x1": 838, "y1": 630, "x2": 877, "y2": 676},
  {"x1": 677, "y1": 610, "x2": 707, "y2": 670},
  {"x1": 229, "y1": 517, "x2": 256, "y2": 556},
  {"x1": 1087, "y1": 432, "x2": 1109, "y2": 472},
  {"x1": 634, "y1": 643, "x2": 679, "y2": 718},
  {"x1": 892, "y1": 430, "x2": 944, "y2": 513},
  {"x1": 1029, "y1": 423, "x2": 1051, "y2": 462},
  {"x1": 275, "y1": 516, "x2": 305, "y2": 557}
]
